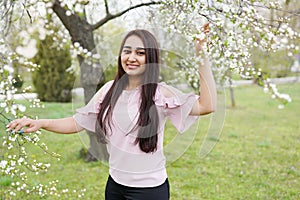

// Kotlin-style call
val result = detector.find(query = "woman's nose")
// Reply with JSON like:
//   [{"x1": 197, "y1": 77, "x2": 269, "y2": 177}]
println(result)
[{"x1": 128, "y1": 52, "x2": 137, "y2": 61}]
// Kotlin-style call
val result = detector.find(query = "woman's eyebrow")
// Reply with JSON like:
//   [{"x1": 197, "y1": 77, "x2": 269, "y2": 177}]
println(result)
[{"x1": 123, "y1": 46, "x2": 145, "y2": 50}]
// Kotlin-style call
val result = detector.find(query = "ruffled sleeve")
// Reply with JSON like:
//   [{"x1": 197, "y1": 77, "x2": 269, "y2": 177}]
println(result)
[
  {"x1": 73, "y1": 80, "x2": 114, "y2": 132},
  {"x1": 155, "y1": 83, "x2": 199, "y2": 133}
]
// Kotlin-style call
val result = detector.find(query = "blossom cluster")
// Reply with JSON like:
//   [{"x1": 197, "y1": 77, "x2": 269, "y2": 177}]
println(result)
[
  {"x1": 71, "y1": 41, "x2": 101, "y2": 68},
  {"x1": 160, "y1": 0, "x2": 299, "y2": 106},
  {"x1": 23, "y1": 1, "x2": 103, "y2": 71},
  {"x1": 1, "y1": 33, "x2": 86, "y2": 199}
]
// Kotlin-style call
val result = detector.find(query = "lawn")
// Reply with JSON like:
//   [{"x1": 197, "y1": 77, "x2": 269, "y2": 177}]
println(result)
[{"x1": 1, "y1": 83, "x2": 299, "y2": 199}]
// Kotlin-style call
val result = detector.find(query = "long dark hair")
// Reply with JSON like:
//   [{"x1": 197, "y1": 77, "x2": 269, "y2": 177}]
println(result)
[{"x1": 96, "y1": 29, "x2": 160, "y2": 153}]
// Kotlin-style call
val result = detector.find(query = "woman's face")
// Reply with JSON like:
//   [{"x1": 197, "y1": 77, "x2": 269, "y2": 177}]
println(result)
[{"x1": 121, "y1": 35, "x2": 146, "y2": 78}]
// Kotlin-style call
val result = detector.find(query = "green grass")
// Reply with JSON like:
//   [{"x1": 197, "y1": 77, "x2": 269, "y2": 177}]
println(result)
[{"x1": 1, "y1": 83, "x2": 300, "y2": 199}]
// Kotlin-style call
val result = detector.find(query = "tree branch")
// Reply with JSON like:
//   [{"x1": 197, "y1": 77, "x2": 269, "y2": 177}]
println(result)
[
  {"x1": 91, "y1": 1, "x2": 162, "y2": 30},
  {"x1": 22, "y1": 2, "x2": 33, "y2": 24},
  {"x1": 51, "y1": 0, "x2": 92, "y2": 44},
  {"x1": 104, "y1": 0, "x2": 109, "y2": 15},
  {"x1": 245, "y1": 1, "x2": 300, "y2": 17},
  {"x1": 2, "y1": 0, "x2": 15, "y2": 36}
]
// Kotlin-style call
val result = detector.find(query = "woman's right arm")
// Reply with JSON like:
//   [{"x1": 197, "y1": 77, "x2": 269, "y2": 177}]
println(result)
[
  {"x1": 7, "y1": 117, "x2": 83, "y2": 134},
  {"x1": 7, "y1": 81, "x2": 115, "y2": 135}
]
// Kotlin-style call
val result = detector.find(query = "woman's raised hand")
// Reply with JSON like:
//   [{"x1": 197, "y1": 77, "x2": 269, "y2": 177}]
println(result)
[
  {"x1": 7, "y1": 118, "x2": 43, "y2": 134},
  {"x1": 195, "y1": 22, "x2": 210, "y2": 53}
]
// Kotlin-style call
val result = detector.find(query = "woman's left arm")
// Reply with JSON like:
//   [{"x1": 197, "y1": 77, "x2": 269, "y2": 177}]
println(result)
[{"x1": 190, "y1": 22, "x2": 217, "y2": 116}]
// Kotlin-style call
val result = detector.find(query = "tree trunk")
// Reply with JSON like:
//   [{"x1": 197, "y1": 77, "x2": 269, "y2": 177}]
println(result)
[
  {"x1": 77, "y1": 55, "x2": 109, "y2": 162},
  {"x1": 228, "y1": 70, "x2": 236, "y2": 108},
  {"x1": 52, "y1": 1, "x2": 108, "y2": 162},
  {"x1": 229, "y1": 86, "x2": 236, "y2": 108}
]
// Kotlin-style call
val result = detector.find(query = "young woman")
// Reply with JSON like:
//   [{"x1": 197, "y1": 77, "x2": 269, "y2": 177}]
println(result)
[{"x1": 7, "y1": 23, "x2": 216, "y2": 200}]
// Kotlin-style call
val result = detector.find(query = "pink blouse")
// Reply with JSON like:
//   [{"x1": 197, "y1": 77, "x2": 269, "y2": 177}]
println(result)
[{"x1": 73, "y1": 80, "x2": 199, "y2": 187}]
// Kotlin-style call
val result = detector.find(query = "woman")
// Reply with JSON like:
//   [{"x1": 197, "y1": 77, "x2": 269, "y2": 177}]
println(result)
[{"x1": 7, "y1": 23, "x2": 216, "y2": 200}]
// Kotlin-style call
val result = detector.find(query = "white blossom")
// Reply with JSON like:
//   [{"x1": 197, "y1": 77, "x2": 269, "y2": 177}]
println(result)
[
  {"x1": 66, "y1": 10, "x2": 72, "y2": 16},
  {"x1": 16, "y1": 39, "x2": 38, "y2": 59},
  {"x1": 0, "y1": 160, "x2": 8, "y2": 169}
]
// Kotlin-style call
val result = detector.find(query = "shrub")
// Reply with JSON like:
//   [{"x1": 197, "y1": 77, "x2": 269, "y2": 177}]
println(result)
[{"x1": 32, "y1": 35, "x2": 75, "y2": 102}]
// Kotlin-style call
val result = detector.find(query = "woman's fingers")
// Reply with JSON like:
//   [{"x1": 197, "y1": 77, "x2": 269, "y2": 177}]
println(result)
[
  {"x1": 195, "y1": 22, "x2": 211, "y2": 52},
  {"x1": 24, "y1": 126, "x2": 37, "y2": 133},
  {"x1": 201, "y1": 22, "x2": 210, "y2": 32},
  {"x1": 6, "y1": 119, "x2": 18, "y2": 130},
  {"x1": 202, "y1": 23, "x2": 210, "y2": 37},
  {"x1": 7, "y1": 118, "x2": 37, "y2": 133},
  {"x1": 15, "y1": 119, "x2": 28, "y2": 131}
]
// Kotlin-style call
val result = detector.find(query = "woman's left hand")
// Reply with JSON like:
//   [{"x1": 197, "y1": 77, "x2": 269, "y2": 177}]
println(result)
[{"x1": 195, "y1": 22, "x2": 210, "y2": 53}]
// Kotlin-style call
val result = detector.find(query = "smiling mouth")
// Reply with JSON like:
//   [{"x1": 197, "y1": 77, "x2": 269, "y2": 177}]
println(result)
[{"x1": 127, "y1": 64, "x2": 139, "y2": 69}]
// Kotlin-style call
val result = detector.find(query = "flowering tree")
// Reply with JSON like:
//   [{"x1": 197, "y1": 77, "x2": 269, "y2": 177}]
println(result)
[
  {"x1": 158, "y1": 0, "x2": 299, "y2": 107},
  {"x1": 0, "y1": 40, "x2": 88, "y2": 198}
]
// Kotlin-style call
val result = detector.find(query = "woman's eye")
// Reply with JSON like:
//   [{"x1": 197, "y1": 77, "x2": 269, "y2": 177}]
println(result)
[
  {"x1": 137, "y1": 51, "x2": 145, "y2": 56},
  {"x1": 123, "y1": 49, "x2": 131, "y2": 54}
]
